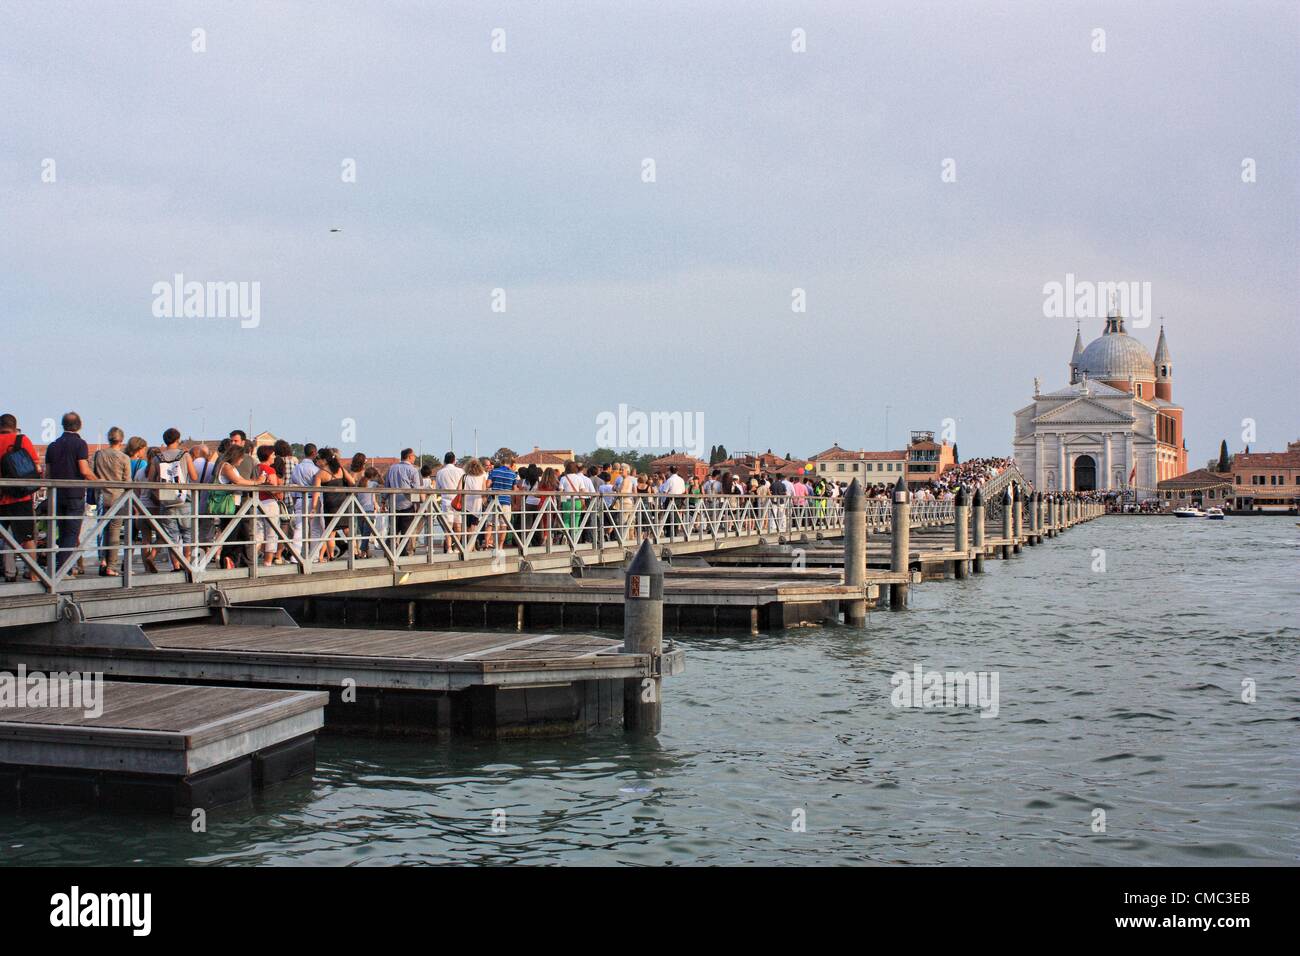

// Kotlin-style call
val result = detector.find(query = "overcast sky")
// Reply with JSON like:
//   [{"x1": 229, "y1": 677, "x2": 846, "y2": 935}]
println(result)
[{"x1": 2, "y1": 1, "x2": 1296, "y2": 462}]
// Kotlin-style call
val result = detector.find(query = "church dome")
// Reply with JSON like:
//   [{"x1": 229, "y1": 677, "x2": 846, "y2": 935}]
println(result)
[{"x1": 1076, "y1": 318, "x2": 1155, "y2": 383}]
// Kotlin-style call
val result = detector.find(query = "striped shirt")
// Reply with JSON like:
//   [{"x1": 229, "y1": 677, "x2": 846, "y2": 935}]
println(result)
[{"x1": 488, "y1": 465, "x2": 518, "y2": 506}]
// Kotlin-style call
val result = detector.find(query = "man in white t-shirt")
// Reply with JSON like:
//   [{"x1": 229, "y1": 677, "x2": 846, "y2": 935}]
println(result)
[
  {"x1": 658, "y1": 466, "x2": 686, "y2": 538},
  {"x1": 434, "y1": 452, "x2": 466, "y2": 552},
  {"x1": 658, "y1": 466, "x2": 686, "y2": 497}
]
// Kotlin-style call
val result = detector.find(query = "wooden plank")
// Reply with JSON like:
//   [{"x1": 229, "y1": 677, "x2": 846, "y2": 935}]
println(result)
[
  {"x1": 143, "y1": 624, "x2": 628, "y2": 668},
  {"x1": 0, "y1": 681, "x2": 325, "y2": 746}
]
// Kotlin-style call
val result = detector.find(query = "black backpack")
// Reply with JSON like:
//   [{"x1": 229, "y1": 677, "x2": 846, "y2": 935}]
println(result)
[{"x1": 1, "y1": 431, "x2": 39, "y2": 498}]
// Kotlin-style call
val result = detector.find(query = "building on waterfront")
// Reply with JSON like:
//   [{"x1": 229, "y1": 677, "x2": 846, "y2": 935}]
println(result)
[
  {"x1": 1227, "y1": 440, "x2": 1300, "y2": 512},
  {"x1": 1155, "y1": 469, "x2": 1233, "y2": 510},
  {"x1": 1012, "y1": 314, "x2": 1187, "y2": 497},
  {"x1": 650, "y1": 452, "x2": 708, "y2": 480},
  {"x1": 810, "y1": 444, "x2": 907, "y2": 482},
  {"x1": 516, "y1": 446, "x2": 574, "y2": 468},
  {"x1": 718, "y1": 451, "x2": 807, "y2": 481},
  {"x1": 904, "y1": 431, "x2": 956, "y2": 489},
  {"x1": 810, "y1": 433, "x2": 952, "y2": 489}
]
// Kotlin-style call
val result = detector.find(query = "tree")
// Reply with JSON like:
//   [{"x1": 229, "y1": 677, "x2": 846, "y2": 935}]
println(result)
[
  {"x1": 716, "y1": 444, "x2": 727, "y2": 463},
  {"x1": 952, "y1": 443, "x2": 959, "y2": 464},
  {"x1": 585, "y1": 447, "x2": 618, "y2": 466},
  {"x1": 1217, "y1": 440, "x2": 1230, "y2": 472},
  {"x1": 493, "y1": 447, "x2": 518, "y2": 464}
]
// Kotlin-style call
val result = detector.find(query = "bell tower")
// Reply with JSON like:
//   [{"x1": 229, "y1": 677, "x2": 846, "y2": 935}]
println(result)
[
  {"x1": 1069, "y1": 321, "x2": 1084, "y2": 384},
  {"x1": 1154, "y1": 321, "x2": 1172, "y2": 401}
]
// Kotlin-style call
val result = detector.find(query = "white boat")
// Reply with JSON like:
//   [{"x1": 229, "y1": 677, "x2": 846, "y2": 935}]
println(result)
[
  {"x1": 1204, "y1": 507, "x2": 1226, "y2": 519},
  {"x1": 1172, "y1": 507, "x2": 1204, "y2": 517}
]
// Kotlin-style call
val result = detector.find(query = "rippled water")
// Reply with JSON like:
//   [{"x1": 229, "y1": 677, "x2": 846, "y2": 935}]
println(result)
[{"x1": 1, "y1": 516, "x2": 1296, "y2": 866}]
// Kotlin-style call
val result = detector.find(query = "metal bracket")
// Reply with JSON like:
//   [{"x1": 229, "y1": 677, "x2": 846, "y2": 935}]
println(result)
[
  {"x1": 56, "y1": 596, "x2": 84, "y2": 624},
  {"x1": 651, "y1": 640, "x2": 686, "y2": 678},
  {"x1": 206, "y1": 586, "x2": 230, "y2": 609}
]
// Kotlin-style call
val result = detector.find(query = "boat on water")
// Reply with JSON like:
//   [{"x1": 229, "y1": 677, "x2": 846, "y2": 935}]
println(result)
[
  {"x1": 1173, "y1": 506, "x2": 1205, "y2": 518},
  {"x1": 1204, "y1": 507, "x2": 1226, "y2": 519}
]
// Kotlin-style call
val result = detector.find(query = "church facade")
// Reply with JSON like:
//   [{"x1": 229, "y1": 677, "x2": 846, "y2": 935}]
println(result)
[{"x1": 1013, "y1": 314, "x2": 1187, "y2": 497}]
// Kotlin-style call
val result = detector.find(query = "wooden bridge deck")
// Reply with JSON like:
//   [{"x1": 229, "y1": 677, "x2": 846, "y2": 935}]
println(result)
[
  {"x1": 0, "y1": 529, "x2": 848, "y2": 629},
  {"x1": 420, "y1": 569, "x2": 904, "y2": 606},
  {"x1": 0, "y1": 622, "x2": 666, "y2": 692}
]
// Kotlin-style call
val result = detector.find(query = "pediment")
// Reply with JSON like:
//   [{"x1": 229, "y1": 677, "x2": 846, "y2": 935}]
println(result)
[{"x1": 1032, "y1": 397, "x2": 1135, "y2": 425}]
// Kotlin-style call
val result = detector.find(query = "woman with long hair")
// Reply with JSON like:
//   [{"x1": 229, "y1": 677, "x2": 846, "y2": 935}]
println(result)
[
  {"x1": 536, "y1": 467, "x2": 560, "y2": 545},
  {"x1": 460, "y1": 457, "x2": 488, "y2": 553},
  {"x1": 255, "y1": 444, "x2": 285, "y2": 566},
  {"x1": 214, "y1": 445, "x2": 265, "y2": 570},
  {"x1": 315, "y1": 454, "x2": 356, "y2": 561}
]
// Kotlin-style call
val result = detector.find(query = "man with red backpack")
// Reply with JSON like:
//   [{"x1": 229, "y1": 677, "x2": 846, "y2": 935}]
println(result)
[{"x1": 0, "y1": 413, "x2": 42, "y2": 582}]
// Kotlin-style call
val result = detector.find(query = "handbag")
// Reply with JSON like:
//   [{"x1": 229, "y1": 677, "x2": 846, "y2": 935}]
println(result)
[{"x1": 208, "y1": 489, "x2": 237, "y2": 516}]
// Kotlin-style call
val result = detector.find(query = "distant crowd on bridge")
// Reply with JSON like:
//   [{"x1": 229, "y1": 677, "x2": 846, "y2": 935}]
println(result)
[{"x1": 1, "y1": 411, "x2": 1085, "y2": 583}]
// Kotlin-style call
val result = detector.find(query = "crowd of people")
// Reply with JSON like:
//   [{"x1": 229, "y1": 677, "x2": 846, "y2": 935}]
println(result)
[{"x1": 0, "y1": 412, "x2": 1039, "y2": 581}]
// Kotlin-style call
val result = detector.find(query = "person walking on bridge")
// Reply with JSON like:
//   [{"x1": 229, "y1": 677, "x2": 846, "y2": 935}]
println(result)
[
  {"x1": 45, "y1": 412, "x2": 95, "y2": 575},
  {"x1": 146, "y1": 428, "x2": 199, "y2": 573},
  {"x1": 385, "y1": 448, "x2": 421, "y2": 556},
  {"x1": 487, "y1": 456, "x2": 520, "y2": 551},
  {"x1": 0, "y1": 413, "x2": 41, "y2": 583},
  {"x1": 91, "y1": 427, "x2": 130, "y2": 576},
  {"x1": 658, "y1": 465, "x2": 686, "y2": 539},
  {"x1": 289, "y1": 443, "x2": 321, "y2": 562},
  {"x1": 435, "y1": 452, "x2": 465, "y2": 553}
]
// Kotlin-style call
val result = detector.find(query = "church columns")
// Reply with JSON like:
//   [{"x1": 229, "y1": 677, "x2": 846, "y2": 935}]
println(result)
[
  {"x1": 1126, "y1": 434, "x2": 1135, "y2": 492},
  {"x1": 1058, "y1": 438, "x2": 1068, "y2": 492},
  {"x1": 1103, "y1": 434, "x2": 1113, "y2": 491},
  {"x1": 1035, "y1": 434, "x2": 1045, "y2": 489}
]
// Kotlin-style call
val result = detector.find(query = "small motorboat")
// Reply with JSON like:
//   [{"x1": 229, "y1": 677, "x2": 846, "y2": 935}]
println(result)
[
  {"x1": 1204, "y1": 507, "x2": 1226, "y2": 519},
  {"x1": 1172, "y1": 507, "x2": 1204, "y2": 517}
]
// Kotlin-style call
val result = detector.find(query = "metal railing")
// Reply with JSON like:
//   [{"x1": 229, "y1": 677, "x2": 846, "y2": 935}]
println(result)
[
  {"x1": 0, "y1": 478, "x2": 858, "y2": 597},
  {"x1": 0, "y1": 477, "x2": 974, "y2": 601},
  {"x1": 977, "y1": 466, "x2": 1030, "y2": 519}
]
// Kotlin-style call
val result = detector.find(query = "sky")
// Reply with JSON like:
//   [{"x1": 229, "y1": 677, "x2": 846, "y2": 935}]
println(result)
[{"x1": 2, "y1": 1, "x2": 1296, "y2": 465}]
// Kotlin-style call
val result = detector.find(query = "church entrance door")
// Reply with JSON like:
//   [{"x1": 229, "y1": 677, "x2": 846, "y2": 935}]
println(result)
[{"x1": 1074, "y1": 454, "x2": 1097, "y2": 491}]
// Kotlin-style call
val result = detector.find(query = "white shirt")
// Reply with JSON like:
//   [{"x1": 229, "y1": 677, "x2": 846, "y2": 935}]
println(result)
[
  {"x1": 559, "y1": 473, "x2": 585, "y2": 499},
  {"x1": 435, "y1": 464, "x2": 465, "y2": 510},
  {"x1": 659, "y1": 474, "x2": 686, "y2": 496}
]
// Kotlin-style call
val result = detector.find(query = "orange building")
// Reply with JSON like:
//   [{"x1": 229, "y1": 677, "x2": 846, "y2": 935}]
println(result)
[
  {"x1": 650, "y1": 453, "x2": 708, "y2": 480},
  {"x1": 905, "y1": 431, "x2": 957, "y2": 488}
]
